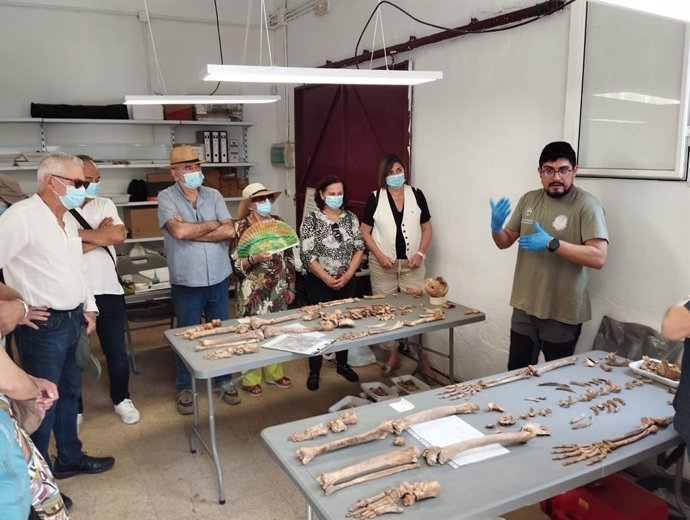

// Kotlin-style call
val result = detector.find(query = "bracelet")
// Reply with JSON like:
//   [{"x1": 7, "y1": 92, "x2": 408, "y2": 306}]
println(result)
[
  {"x1": 17, "y1": 299, "x2": 29, "y2": 318},
  {"x1": 248, "y1": 256, "x2": 254, "y2": 266},
  {"x1": 416, "y1": 251, "x2": 426, "y2": 259}
]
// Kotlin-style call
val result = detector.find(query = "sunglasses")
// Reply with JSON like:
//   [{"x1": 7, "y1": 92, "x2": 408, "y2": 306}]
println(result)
[
  {"x1": 251, "y1": 194, "x2": 274, "y2": 203},
  {"x1": 331, "y1": 223, "x2": 343, "y2": 242},
  {"x1": 52, "y1": 174, "x2": 90, "y2": 190}
]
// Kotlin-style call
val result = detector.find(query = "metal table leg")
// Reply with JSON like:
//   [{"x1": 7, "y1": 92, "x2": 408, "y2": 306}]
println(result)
[
  {"x1": 190, "y1": 378, "x2": 198, "y2": 454},
  {"x1": 306, "y1": 503, "x2": 313, "y2": 520},
  {"x1": 449, "y1": 327, "x2": 455, "y2": 383}
]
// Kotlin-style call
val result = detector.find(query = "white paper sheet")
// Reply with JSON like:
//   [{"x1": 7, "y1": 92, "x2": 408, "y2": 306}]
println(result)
[
  {"x1": 408, "y1": 415, "x2": 509, "y2": 469},
  {"x1": 261, "y1": 325, "x2": 332, "y2": 355}
]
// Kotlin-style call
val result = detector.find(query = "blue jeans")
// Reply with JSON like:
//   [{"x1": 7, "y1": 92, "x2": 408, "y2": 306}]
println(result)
[
  {"x1": 95, "y1": 294, "x2": 130, "y2": 405},
  {"x1": 172, "y1": 279, "x2": 229, "y2": 390},
  {"x1": 15, "y1": 307, "x2": 84, "y2": 467}
]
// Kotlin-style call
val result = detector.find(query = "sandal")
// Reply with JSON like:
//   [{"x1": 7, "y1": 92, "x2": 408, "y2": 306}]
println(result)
[
  {"x1": 381, "y1": 359, "x2": 401, "y2": 377},
  {"x1": 266, "y1": 376, "x2": 292, "y2": 389},
  {"x1": 242, "y1": 384, "x2": 263, "y2": 396}
]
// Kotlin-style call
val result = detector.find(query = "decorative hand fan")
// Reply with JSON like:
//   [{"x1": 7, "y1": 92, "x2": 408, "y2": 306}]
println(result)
[{"x1": 237, "y1": 219, "x2": 299, "y2": 257}]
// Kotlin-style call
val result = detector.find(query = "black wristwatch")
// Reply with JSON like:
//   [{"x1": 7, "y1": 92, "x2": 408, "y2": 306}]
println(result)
[{"x1": 547, "y1": 237, "x2": 560, "y2": 253}]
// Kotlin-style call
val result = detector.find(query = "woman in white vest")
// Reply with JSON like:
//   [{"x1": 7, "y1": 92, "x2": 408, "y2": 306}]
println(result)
[{"x1": 361, "y1": 153, "x2": 433, "y2": 378}]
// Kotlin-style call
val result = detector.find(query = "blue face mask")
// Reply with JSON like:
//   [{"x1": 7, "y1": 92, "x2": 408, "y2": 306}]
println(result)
[
  {"x1": 52, "y1": 178, "x2": 86, "y2": 210},
  {"x1": 85, "y1": 181, "x2": 101, "y2": 198},
  {"x1": 386, "y1": 173, "x2": 405, "y2": 188},
  {"x1": 182, "y1": 171, "x2": 204, "y2": 189},
  {"x1": 0, "y1": 202, "x2": 7, "y2": 216},
  {"x1": 325, "y1": 195, "x2": 343, "y2": 210},
  {"x1": 255, "y1": 200, "x2": 273, "y2": 216}
]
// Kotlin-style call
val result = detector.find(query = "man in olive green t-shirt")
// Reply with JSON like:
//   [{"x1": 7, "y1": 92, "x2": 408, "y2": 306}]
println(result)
[{"x1": 490, "y1": 141, "x2": 609, "y2": 370}]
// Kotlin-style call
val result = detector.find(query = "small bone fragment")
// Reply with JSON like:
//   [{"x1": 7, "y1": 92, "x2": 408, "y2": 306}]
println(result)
[
  {"x1": 603, "y1": 352, "x2": 630, "y2": 367},
  {"x1": 571, "y1": 416, "x2": 593, "y2": 429},
  {"x1": 393, "y1": 436, "x2": 406, "y2": 446},
  {"x1": 401, "y1": 286, "x2": 423, "y2": 297},
  {"x1": 498, "y1": 414, "x2": 517, "y2": 426},
  {"x1": 288, "y1": 423, "x2": 329, "y2": 442},
  {"x1": 485, "y1": 423, "x2": 495, "y2": 429},
  {"x1": 539, "y1": 408, "x2": 552, "y2": 417},
  {"x1": 555, "y1": 385, "x2": 575, "y2": 393},
  {"x1": 443, "y1": 301, "x2": 457, "y2": 309},
  {"x1": 600, "y1": 364, "x2": 612, "y2": 372},
  {"x1": 494, "y1": 427, "x2": 504, "y2": 434},
  {"x1": 584, "y1": 357, "x2": 597, "y2": 367},
  {"x1": 328, "y1": 412, "x2": 358, "y2": 433},
  {"x1": 570, "y1": 413, "x2": 586, "y2": 424},
  {"x1": 319, "y1": 446, "x2": 420, "y2": 493},
  {"x1": 424, "y1": 423, "x2": 550, "y2": 465},
  {"x1": 525, "y1": 396, "x2": 547, "y2": 402},
  {"x1": 487, "y1": 402, "x2": 504, "y2": 412},
  {"x1": 362, "y1": 294, "x2": 386, "y2": 300},
  {"x1": 197, "y1": 329, "x2": 264, "y2": 347},
  {"x1": 538, "y1": 382, "x2": 561, "y2": 387}
]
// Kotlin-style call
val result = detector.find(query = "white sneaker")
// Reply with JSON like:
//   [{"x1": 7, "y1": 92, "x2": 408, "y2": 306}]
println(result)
[
  {"x1": 113, "y1": 399, "x2": 141, "y2": 424},
  {"x1": 76, "y1": 413, "x2": 83, "y2": 434}
]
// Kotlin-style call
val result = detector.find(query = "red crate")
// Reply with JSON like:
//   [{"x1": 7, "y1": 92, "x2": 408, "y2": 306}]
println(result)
[{"x1": 540, "y1": 473, "x2": 667, "y2": 520}]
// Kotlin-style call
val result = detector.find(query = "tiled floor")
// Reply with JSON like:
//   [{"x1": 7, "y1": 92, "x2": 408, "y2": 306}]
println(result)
[{"x1": 56, "y1": 324, "x2": 547, "y2": 520}]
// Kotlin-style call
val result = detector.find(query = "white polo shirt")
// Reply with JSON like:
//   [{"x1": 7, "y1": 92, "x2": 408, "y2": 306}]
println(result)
[
  {"x1": 0, "y1": 194, "x2": 97, "y2": 312},
  {"x1": 64, "y1": 197, "x2": 124, "y2": 296}
]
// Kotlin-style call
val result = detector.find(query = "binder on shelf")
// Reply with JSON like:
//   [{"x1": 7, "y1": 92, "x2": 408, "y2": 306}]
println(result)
[
  {"x1": 219, "y1": 131, "x2": 228, "y2": 163},
  {"x1": 196, "y1": 131, "x2": 212, "y2": 162},
  {"x1": 211, "y1": 131, "x2": 220, "y2": 163}
]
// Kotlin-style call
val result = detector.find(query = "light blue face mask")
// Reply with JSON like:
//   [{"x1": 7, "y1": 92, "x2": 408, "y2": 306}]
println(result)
[
  {"x1": 325, "y1": 195, "x2": 343, "y2": 210},
  {"x1": 85, "y1": 181, "x2": 101, "y2": 198},
  {"x1": 182, "y1": 171, "x2": 204, "y2": 189},
  {"x1": 255, "y1": 199, "x2": 273, "y2": 216},
  {"x1": 53, "y1": 177, "x2": 86, "y2": 210},
  {"x1": 0, "y1": 202, "x2": 7, "y2": 216},
  {"x1": 386, "y1": 173, "x2": 405, "y2": 188}
]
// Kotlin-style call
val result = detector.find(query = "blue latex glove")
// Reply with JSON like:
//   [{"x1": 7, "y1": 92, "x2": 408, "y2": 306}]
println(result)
[
  {"x1": 489, "y1": 197, "x2": 511, "y2": 233},
  {"x1": 518, "y1": 222, "x2": 553, "y2": 251}
]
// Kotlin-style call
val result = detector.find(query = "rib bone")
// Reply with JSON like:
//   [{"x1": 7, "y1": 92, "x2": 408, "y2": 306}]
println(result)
[{"x1": 195, "y1": 338, "x2": 260, "y2": 352}]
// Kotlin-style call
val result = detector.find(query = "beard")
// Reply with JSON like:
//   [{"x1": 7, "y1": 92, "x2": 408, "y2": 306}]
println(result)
[{"x1": 545, "y1": 183, "x2": 572, "y2": 199}]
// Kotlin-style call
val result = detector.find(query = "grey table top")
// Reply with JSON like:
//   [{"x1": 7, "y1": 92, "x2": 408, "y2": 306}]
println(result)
[
  {"x1": 164, "y1": 293, "x2": 485, "y2": 380},
  {"x1": 260, "y1": 351, "x2": 682, "y2": 520}
]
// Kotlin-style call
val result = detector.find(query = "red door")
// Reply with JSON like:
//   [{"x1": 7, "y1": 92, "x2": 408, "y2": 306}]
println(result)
[{"x1": 294, "y1": 81, "x2": 410, "y2": 225}]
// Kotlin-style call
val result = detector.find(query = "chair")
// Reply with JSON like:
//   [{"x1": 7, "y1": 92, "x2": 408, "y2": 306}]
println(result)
[{"x1": 117, "y1": 254, "x2": 175, "y2": 374}]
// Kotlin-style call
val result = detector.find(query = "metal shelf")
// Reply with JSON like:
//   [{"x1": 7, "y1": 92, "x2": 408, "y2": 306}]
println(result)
[
  {"x1": 0, "y1": 118, "x2": 255, "y2": 127},
  {"x1": 115, "y1": 197, "x2": 241, "y2": 208}
]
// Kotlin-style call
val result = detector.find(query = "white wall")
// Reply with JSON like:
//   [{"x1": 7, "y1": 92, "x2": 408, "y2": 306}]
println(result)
[
  {"x1": 283, "y1": 0, "x2": 690, "y2": 379},
  {"x1": 0, "y1": 0, "x2": 688, "y2": 380}
]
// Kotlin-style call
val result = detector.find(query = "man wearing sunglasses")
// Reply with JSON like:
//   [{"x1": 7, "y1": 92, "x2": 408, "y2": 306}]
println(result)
[
  {"x1": 158, "y1": 145, "x2": 238, "y2": 414},
  {"x1": 490, "y1": 141, "x2": 609, "y2": 370},
  {"x1": 0, "y1": 152, "x2": 115, "y2": 498}
]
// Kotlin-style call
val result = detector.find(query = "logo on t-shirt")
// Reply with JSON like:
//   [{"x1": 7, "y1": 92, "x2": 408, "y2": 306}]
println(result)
[{"x1": 553, "y1": 214, "x2": 568, "y2": 231}]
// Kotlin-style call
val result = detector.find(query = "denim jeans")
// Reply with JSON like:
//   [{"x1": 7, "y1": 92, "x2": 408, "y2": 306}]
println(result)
[
  {"x1": 172, "y1": 279, "x2": 229, "y2": 390},
  {"x1": 94, "y1": 294, "x2": 130, "y2": 405},
  {"x1": 15, "y1": 307, "x2": 84, "y2": 467}
]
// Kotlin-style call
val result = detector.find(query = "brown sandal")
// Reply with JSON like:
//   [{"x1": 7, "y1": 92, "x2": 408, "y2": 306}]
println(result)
[{"x1": 242, "y1": 384, "x2": 263, "y2": 396}]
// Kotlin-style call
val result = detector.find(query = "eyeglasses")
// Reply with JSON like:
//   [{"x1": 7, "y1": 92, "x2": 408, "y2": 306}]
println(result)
[
  {"x1": 251, "y1": 194, "x2": 274, "y2": 203},
  {"x1": 52, "y1": 174, "x2": 90, "y2": 189},
  {"x1": 331, "y1": 223, "x2": 343, "y2": 242},
  {"x1": 541, "y1": 166, "x2": 573, "y2": 178}
]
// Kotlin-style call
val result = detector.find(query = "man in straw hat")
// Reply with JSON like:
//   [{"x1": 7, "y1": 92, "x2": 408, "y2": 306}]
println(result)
[
  {"x1": 158, "y1": 145, "x2": 239, "y2": 414},
  {"x1": 0, "y1": 173, "x2": 27, "y2": 216}
]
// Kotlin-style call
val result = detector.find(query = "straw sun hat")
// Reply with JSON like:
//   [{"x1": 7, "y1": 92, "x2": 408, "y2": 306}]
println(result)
[{"x1": 238, "y1": 182, "x2": 282, "y2": 219}]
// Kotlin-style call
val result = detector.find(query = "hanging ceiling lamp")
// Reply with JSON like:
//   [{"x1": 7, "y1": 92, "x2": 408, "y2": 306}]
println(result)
[{"x1": 201, "y1": 64, "x2": 442, "y2": 86}]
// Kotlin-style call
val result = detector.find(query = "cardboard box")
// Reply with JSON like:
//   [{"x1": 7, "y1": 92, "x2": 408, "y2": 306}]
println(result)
[
  {"x1": 203, "y1": 169, "x2": 221, "y2": 192},
  {"x1": 219, "y1": 176, "x2": 237, "y2": 198},
  {"x1": 163, "y1": 105, "x2": 193, "y2": 121},
  {"x1": 123, "y1": 207, "x2": 162, "y2": 238}
]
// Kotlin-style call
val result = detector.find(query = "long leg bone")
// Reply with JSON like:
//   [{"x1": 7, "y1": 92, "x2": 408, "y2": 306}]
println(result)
[
  {"x1": 367, "y1": 321, "x2": 405, "y2": 335},
  {"x1": 262, "y1": 322, "x2": 336, "y2": 338},
  {"x1": 249, "y1": 312, "x2": 304, "y2": 330},
  {"x1": 424, "y1": 423, "x2": 550, "y2": 465},
  {"x1": 197, "y1": 329, "x2": 265, "y2": 347},
  {"x1": 176, "y1": 319, "x2": 223, "y2": 337},
  {"x1": 389, "y1": 403, "x2": 480, "y2": 434},
  {"x1": 288, "y1": 423, "x2": 329, "y2": 442},
  {"x1": 203, "y1": 342, "x2": 260, "y2": 360},
  {"x1": 529, "y1": 357, "x2": 578, "y2": 376},
  {"x1": 297, "y1": 424, "x2": 393, "y2": 464},
  {"x1": 319, "y1": 446, "x2": 420, "y2": 494},
  {"x1": 195, "y1": 338, "x2": 260, "y2": 352},
  {"x1": 185, "y1": 323, "x2": 249, "y2": 340}
]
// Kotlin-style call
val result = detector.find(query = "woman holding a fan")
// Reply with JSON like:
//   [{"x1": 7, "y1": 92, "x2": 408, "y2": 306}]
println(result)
[
  {"x1": 231, "y1": 183, "x2": 297, "y2": 396},
  {"x1": 299, "y1": 176, "x2": 364, "y2": 391}
]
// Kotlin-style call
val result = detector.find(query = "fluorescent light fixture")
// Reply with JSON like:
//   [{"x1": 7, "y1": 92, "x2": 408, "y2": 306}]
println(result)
[
  {"x1": 123, "y1": 95, "x2": 280, "y2": 105},
  {"x1": 201, "y1": 64, "x2": 443, "y2": 86},
  {"x1": 597, "y1": 0, "x2": 690, "y2": 22},
  {"x1": 593, "y1": 91, "x2": 680, "y2": 105},
  {"x1": 590, "y1": 118, "x2": 646, "y2": 124}
]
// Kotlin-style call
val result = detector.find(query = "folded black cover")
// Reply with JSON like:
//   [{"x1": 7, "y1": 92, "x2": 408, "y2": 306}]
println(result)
[{"x1": 31, "y1": 102, "x2": 128, "y2": 119}]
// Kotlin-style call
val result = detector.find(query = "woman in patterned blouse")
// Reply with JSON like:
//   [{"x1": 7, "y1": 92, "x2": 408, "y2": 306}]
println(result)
[
  {"x1": 299, "y1": 176, "x2": 364, "y2": 391},
  {"x1": 230, "y1": 183, "x2": 295, "y2": 396}
]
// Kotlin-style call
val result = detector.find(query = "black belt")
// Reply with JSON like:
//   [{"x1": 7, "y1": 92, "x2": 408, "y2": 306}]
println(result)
[{"x1": 46, "y1": 305, "x2": 83, "y2": 315}]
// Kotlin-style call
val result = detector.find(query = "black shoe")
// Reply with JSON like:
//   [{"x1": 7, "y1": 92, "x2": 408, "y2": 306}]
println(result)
[
  {"x1": 336, "y1": 364, "x2": 359, "y2": 382},
  {"x1": 307, "y1": 372, "x2": 320, "y2": 391},
  {"x1": 53, "y1": 454, "x2": 115, "y2": 479},
  {"x1": 61, "y1": 493, "x2": 73, "y2": 511}
]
